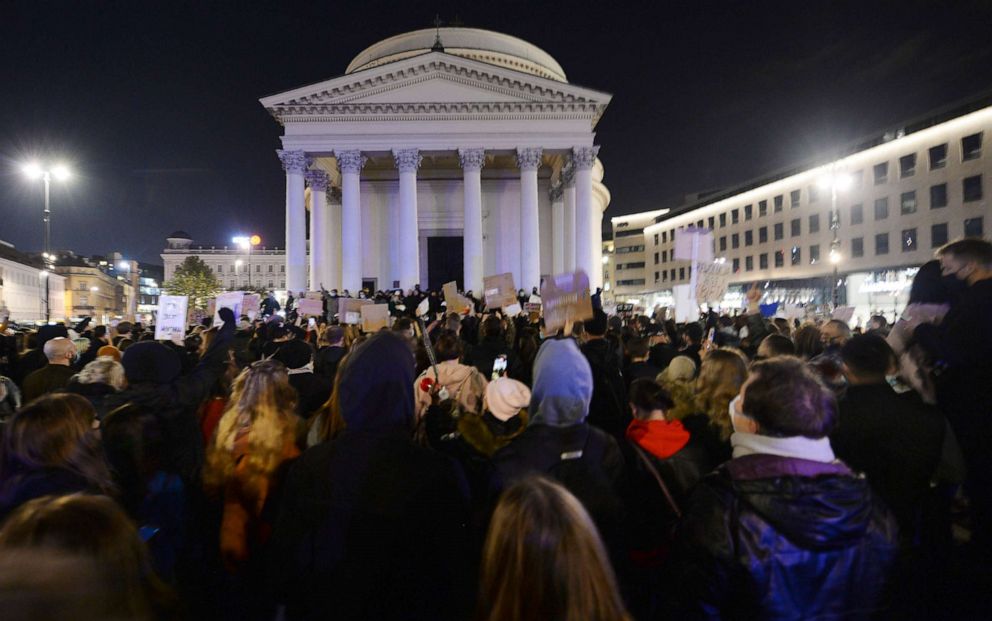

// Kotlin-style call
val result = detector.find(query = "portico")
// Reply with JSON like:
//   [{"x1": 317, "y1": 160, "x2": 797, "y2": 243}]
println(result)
[{"x1": 261, "y1": 27, "x2": 613, "y2": 295}]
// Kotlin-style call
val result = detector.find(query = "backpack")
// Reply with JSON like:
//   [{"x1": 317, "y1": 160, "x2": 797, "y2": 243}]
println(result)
[{"x1": 543, "y1": 426, "x2": 622, "y2": 528}]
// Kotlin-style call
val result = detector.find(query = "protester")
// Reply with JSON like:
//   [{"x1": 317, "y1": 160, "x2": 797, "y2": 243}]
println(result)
[
  {"x1": 809, "y1": 319, "x2": 851, "y2": 396},
  {"x1": 20, "y1": 336, "x2": 77, "y2": 403},
  {"x1": 464, "y1": 314, "x2": 513, "y2": 379},
  {"x1": 678, "y1": 348, "x2": 748, "y2": 466},
  {"x1": 14, "y1": 324, "x2": 68, "y2": 385},
  {"x1": 792, "y1": 323, "x2": 824, "y2": 360},
  {"x1": 623, "y1": 336, "x2": 661, "y2": 389},
  {"x1": 269, "y1": 339, "x2": 331, "y2": 419},
  {"x1": 581, "y1": 309, "x2": 629, "y2": 437},
  {"x1": 478, "y1": 476, "x2": 631, "y2": 621},
  {"x1": 413, "y1": 331, "x2": 488, "y2": 420},
  {"x1": 314, "y1": 324, "x2": 346, "y2": 383},
  {"x1": 755, "y1": 332, "x2": 795, "y2": 360},
  {"x1": 64, "y1": 356, "x2": 127, "y2": 420}
]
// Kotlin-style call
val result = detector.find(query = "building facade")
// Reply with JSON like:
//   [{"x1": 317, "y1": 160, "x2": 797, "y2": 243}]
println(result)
[
  {"x1": 162, "y1": 232, "x2": 288, "y2": 292},
  {"x1": 612, "y1": 97, "x2": 992, "y2": 322},
  {"x1": 260, "y1": 27, "x2": 612, "y2": 296},
  {"x1": 0, "y1": 240, "x2": 66, "y2": 323}
]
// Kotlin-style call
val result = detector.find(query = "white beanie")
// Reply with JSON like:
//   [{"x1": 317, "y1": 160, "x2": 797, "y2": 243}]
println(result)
[{"x1": 485, "y1": 377, "x2": 532, "y2": 422}]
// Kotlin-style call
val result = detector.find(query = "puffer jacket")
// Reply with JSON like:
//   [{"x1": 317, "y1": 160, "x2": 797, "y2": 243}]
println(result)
[
  {"x1": 667, "y1": 454, "x2": 899, "y2": 620},
  {"x1": 414, "y1": 360, "x2": 487, "y2": 419}
]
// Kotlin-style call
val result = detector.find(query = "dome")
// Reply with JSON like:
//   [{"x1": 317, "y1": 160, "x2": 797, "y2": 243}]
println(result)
[
  {"x1": 346, "y1": 27, "x2": 568, "y2": 83},
  {"x1": 167, "y1": 230, "x2": 191, "y2": 240}
]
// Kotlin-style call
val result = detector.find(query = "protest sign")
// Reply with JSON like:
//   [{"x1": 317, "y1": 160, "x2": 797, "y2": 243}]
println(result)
[
  {"x1": 831, "y1": 306, "x2": 855, "y2": 323},
  {"x1": 214, "y1": 292, "x2": 244, "y2": 325},
  {"x1": 442, "y1": 282, "x2": 471, "y2": 314},
  {"x1": 673, "y1": 228, "x2": 714, "y2": 262},
  {"x1": 242, "y1": 294, "x2": 261, "y2": 320},
  {"x1": 523, "y1": 302, "x2": 542, "y2": 314},
  {"x1": 297, "y1": 298, "x2": 323, "y2": 317},
  {"x1": 672, "y1": 284, "x2": 697, "y2": 322},
  {"x1": 483, "y1": 273, "x2": 517, "y2": 309},
  {"x1": 361, "y1": 304, "x2": 390, "y2": 332},
  {"x1": 416, "y1": 298, "x2": 430, "y2": 317},
  {"x1": 339, "y1": 298, "x2": 371, "y2": 324},
  {"x1": 187, "y1": 306, "x2": 208, "y2": 328},
  {"x1": 305, "y1": 291, "x2": 322, "y2": 300},
  {"x1": 784, "y1": 303, "x2": 804, "y2": 321},
  {"x1": 154, "y1": 295, "x2": 188, "y2": 343},
  {"x1": 694, "y1": 262, "x2": 732, "y2": 303},
  {"x1": 540, "y1": 270, "x2": 593, "y2": 333},
  {"x1": 503, "y1": 302, "x2": 522, "y2": 317}
]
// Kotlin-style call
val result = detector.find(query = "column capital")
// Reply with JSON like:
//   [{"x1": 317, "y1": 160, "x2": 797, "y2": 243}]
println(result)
[
  {"x1": 305, "y1": 169, "x2": 330, "y2": 192},
  {"x1": 277, "y1": 149, "x2": 311, "y2": 173},
  {"x1": 335, "y1": 150, "x2": 367, "y2": 174},
  {"x1": 515, "y1": 147, "x2": 543, "y2": 171},
  {"x1": 457, "y1": 148, "x2": 486, "y2": 171},
  {"x1": 549, "y1": 181, "x2": 564, "y2": 202},
  {"x1": 572, "y1": 146, "x2": 600, "y2": 170},
  {"x1": 560, "y1": 160, "x2": 576, "y2": 188},
  {"x1": 392, "y1": 148, "x2": 423, "y2": 172}
]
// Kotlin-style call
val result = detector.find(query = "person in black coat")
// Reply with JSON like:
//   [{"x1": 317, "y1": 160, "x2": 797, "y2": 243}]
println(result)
[
  {"x1": 463, "y1": 315, "x2": 513, "y2": 380},
  {"x1": 623, "y1": 336, "x2": 661, "y2": 391},
  {"x1": 579, "y1": 310, "x2": 628, "y2": 437},
  {"x1": 314, "y1": 325, "x2": 347, "y2": 384},
  {"x1": 666, "y1": 357, "x2": 899, "y2": 619},
  {"x1": 270, "y1": 339, "x2": 332, "y2": 420},
  {"x1": 267, "y1": 332, "x2": 472, "y2": 621}
]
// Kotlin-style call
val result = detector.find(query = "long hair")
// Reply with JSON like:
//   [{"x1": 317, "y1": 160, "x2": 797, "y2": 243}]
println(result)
[
  {"x1": 792, "y1": 324, "x2": 824, "y2": 360},
  {"x1": 0, "y1": 493, "x2": 174, "y2": 619},
  {"x1": 308, "y1": 352, "x2": 352, "y2": 445},
  {"x1": 478, "y1": 476, "x2": 631, "y2": 621},
  {"x1": 694, "y1": 348, "x2": 749, "y2": 441},
  {"x1": 0, "y1": 394, "x2": 115, "y2": 496},
  {"x1": 203, "y1": 360, "x2": 298, "y2": 499}
]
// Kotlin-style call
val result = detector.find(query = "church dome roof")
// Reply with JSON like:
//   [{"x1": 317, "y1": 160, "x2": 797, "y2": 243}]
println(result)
[
  {"x1": 346, "y1": 27, "x2": 568, "y2": 83},
  {"x1": 167, "y1": 230, "x2": 191, "y2": 240}
]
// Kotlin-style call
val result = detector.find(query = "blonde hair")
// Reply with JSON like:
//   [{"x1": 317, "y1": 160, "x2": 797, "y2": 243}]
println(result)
[
  {"x1": 479, "y1": 476, "x2": 631, "y2": 621},
  {"x1": 694, "y1": 348, "x2": 749, "y2": 440},
  {"x1": 77, "y1": 357, "x2": 126, "y2": 391},
  {"x1": 204, "y1": 360, "x2": 298, "y2": 500}
]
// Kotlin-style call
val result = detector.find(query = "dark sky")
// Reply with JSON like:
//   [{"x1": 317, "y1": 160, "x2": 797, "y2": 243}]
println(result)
[{"x1": 2, "y1": 1, "x2": 991, "y2": 264}]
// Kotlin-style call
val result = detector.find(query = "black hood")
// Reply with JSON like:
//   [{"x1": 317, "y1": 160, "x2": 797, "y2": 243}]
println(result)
[{"x1": 338, "y1": 332, "x2": 415, "y2": 433}]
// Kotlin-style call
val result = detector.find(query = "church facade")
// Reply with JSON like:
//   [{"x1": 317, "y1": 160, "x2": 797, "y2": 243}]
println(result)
[{"x1": 260, "y1": 27, "x2": 612, "y2": 295}]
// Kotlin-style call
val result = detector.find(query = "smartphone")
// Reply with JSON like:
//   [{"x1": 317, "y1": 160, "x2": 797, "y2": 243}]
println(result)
[
  {"x1": 308, "y1": 317, "x2": 317, "y2": 330},
  {"x1": 492, "y1": 355, "x2": 508, "y2": 380},
  {"x1": 707, "y1": 327, "x2": 716, "y2": 342}
]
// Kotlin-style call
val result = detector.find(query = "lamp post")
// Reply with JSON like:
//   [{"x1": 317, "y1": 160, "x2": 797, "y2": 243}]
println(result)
[
  {"x1": 233, "y1": 235, "x2": 261, "y2": 288},
  {"x1": 22, "y1": 162, "x2": 71, "y2": 322},
  {"x1": 817, "y1": 169, "x2": 851, "y2": 310}
]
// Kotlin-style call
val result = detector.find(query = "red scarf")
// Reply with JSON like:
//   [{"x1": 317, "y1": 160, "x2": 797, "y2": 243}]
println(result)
[{"x1": 626, "y1": 419, "x2": 690, "y2": 459}]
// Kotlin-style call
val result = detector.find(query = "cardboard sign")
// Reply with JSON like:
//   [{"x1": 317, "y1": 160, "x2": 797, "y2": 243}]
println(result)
[
  {"x1": 242, "y1": 294, "x2": 261, "y2": 320},
  {"x1": 442, "y1": 282, "x2": 471, "y2": 314},
  {"x1": 154, "y1": 295, "x2": 188, "y2": 343},
  {"x1": 305, "y1": 291, "x2": 322, "y2": 300},
  {"x1": 503, "y1": 302, "x2": 522, "y2": 317},
  {"x1": 214, "y1": 291, "x2": 244, "y2": 325},
  {"x1": 831, "y1": 306, "x2": 855, "y2": 324},
  {"x1": 297, "y1": 298, "x2": 323, "y2": 317},
  {"x1": 673, "y1": 228, "x2": 714, "y2": 263},
  {"x1": 483, "y1": 273, "x2": 517, "y2": 309},
  {"x1": 339, "y1": 298, "x2": 372, "y2": 324},
  {"x1": 523, "y1": 302, "x2": 542, "y2": 314},
  {"x1": 540, "y1": 270, "x2": 593, "y2": 332},
  {"x1": 361, "y1": 304, "x2": 390, "y2": 332},
  {"x1": 695, "y1": 262, "x2": 733, "y2": 303}
]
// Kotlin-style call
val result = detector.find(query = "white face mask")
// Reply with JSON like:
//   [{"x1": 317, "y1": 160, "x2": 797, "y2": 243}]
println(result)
[{"x1": 729, "y1": 395, "x2": 746, "y2": 433}]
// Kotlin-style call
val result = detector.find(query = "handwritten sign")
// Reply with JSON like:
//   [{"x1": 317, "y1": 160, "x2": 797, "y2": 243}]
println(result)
[
  {"x1": 503, "y1": 302, "x2": 522, "y2": 317},
  {"x1": 673, "y1": 228, "x2": 714, "y2": 262},
  {"x1": 242, "y1": 293, "x2": 261, "y2": 320},
  {"x1": 483, "y1": 273, "x2": 517, "y2": 309},
  {"x1": 154, "y1": 295, "x2": 188, "y2": 343},
  {"x1": 831, "y1": 306, "x2": 855, "y2": 324},
  {"x1": 442, "y1": 282, "x2": 471, "y2": 314},
  {"x1": 695, "y1": 262, "x2": 732, "y2": 303},
  {"x1": 339, "y1": 298, "x2": 372, "y2": 324},
  {"x1": 297, "y1": 298, "x2": 323, "y2": 317},
  {"x1": 214, "y1": 291, "x2": 244, "y2": 325},
  {"x1": 540, "y1": 270, "x2": 593, "y2": 332},
  {"x1": 361, "y1": 304, "x2": 390, "y2": 332}
]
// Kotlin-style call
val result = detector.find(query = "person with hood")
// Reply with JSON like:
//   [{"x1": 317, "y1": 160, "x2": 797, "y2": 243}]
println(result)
[
  {"x1": 267, "y1": 332, "x2": 472, "y2": 620},
  {"x1": 413, "y1": 331, "x2": 488, "y2": 420},
  {"x1": 666, "y1": 356, "x2": 899, "y2": 619},
  {"x1": 270, "y1": 338, "x2": 331, "y2": 420}
]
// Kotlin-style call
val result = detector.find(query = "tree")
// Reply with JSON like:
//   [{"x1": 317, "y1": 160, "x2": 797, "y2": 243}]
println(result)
[{"x1": 164, "y1": 256, "x2": 222, "y2": 310}]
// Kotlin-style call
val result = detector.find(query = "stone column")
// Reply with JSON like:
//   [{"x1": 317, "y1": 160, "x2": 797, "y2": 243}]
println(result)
[
  {"x1": 393, "y1": 148, "x2": 422, "y2": 290},
  {"x1": 516, "y1": 147, "x2": 543, "y2": 290},
  {"x1": 337, "y1": 150, "x2": 366, "y2": 295},
  {"x1": 458, "y1": 148, "x2": 486, "y2": 295},
  {"x1": 550, "y1": 181, "x2": 565, "y2": 275},
  {"x1": 562, "y1": 162, "x2": 576, "y2": 271},
  {"x1": 305, "y1": 169, "x2": 330, "y2": 291},
  {"x1": 278, "y1": 149, "x2": 310, "y2": 293},
  {"x1": 573, "y1": 146, "x2": 599, "y2": 285},
  {"x1": 327, "y1": 188, "x2": 342, "y2": 291}
]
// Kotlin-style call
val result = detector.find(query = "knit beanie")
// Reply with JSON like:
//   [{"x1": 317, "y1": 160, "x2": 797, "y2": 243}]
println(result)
[
  {"x1": 484, "y1": 377, "x2": 531, "y2": 422},
  {"x1": 271, "y1": 339, "x2": 313, "y2": 370},
  {"x1": 659, "y1": 355, "x2": 696, "y2": 384},
  {"x1": 97, "y1": 345, "x2": 122, "y2": 362},
  {"x1": 121, "y1": 341, "x2": 182, "y2": 385}
]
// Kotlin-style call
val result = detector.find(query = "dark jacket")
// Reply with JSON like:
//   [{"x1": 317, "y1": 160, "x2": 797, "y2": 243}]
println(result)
[
  {"x1": 314, "y1": 345, "x2": 346, "y2": 384},
  {"x1": 63, "y1": 380, "x2": 120, "y2": 421},
  {"x1": 648, "y1": 343, "x2": 678, "y2": 372},
  {"x1": 21, "y1": 364, "x2": 76, "y2": 403},
  {"x1": 0, "y1": 467, "x2": 99, "y2": 523},
  {"x1": 625, "y1": 360, "x2": 661, "y2": 390},
  {"x1": 681, "y1": 413, "x2": 733, "y2": 467},
  {"x1": 463, "y1": 337, "x2": 512, "y2": 380},
  {"x1": 580, "y1": 338, "x2": 629, "y2": 437},
  {"x1": 287, "y1": 372, "x2": 332, "y2": 419},
  {"x1": 667, "y1": 454, "x2": 899, "y2": 620}
]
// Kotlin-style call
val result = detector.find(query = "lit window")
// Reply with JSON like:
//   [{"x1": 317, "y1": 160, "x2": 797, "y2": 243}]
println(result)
[
  {"x1": 899, "y1": 153, "x2": 916, "y2": 178},
  {"x1": 929, "y1": 144, "x2": 948, "y2": 169},
  {"x1": 962, "y1": 132, "x2": 983, "y2": 161},
  {"x1": 902, "y1": 228, "x2": 917, "y2": 252},
  {"x1": 900, "y1": 191, "x2": 917, "y2": 215},
  {"x1": 791, "y1": 246, "x2": 801, "y2": 266}
]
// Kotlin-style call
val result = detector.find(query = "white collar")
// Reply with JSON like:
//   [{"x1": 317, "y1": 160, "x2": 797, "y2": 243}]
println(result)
[{"x1": 731, "y1": 431, "x2": 836, "y2": 463}]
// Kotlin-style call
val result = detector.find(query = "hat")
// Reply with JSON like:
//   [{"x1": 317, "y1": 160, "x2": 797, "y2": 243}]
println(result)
[
  {"x1": 530, "y1": 339, "x2": 593, "y2": 427},
  {"x1": 121, "y1": 341, "x2": 182, "y2": 385},
  {"x1": 659, "y1": 355, "x2": 696, "y2": 384},
  {"x1": 96, "y1": 345, "x2": 122, "y2": 362},
  {"x1": 270, "y1": 339, "x2": 313, "y2": 370},
  {"x1": 485, "y1": 377, "x2": 531, "y2": 422}
]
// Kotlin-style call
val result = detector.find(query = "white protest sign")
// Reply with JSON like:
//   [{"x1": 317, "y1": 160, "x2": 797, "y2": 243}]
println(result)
[
  {"x1": 214, "y1": 291, "x2": 244, "y2": 325},
  {"x1": 416, "y1": 298, "x2": 430, "y2": 317},
  {"x1": 673, "y1": 284, "x2": 698, "y2": 323},
  {"x1": 673, "y1": 228, "x2": 714, "y2": 262},
  {"x1": 831, "y1": 306, "x2": 855, "y2": 323},
  {"x1": 694, "y1": 262, "x2": 732, "y2": 303},
  {"x1": 154, "y1": 295, "x2": 188, "y2": 343},
  {"x1": 784, "y1": 303, "x2": 804, "y2": 321},
  {"x1": 297, "y1": 298, "x2": 323, "y2": 317},
  {"x1": 361, "y1": 304, "x2": 390, "y2": 332},
  {"x1": 242, "y1": 294, "x2": 261, "y2": 320},
  {"x1": 503, "y1": 302, "x2": 522, "y2": 317}
]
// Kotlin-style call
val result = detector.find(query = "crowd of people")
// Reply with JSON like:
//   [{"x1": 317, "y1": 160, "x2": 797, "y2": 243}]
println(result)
[{"x1": 0, "y1": 237, "x2": 989, "y2": 620}]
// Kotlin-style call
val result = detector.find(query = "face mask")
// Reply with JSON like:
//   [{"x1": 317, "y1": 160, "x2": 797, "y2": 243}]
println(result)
[{"x1": 729, "y1": 395, "x2": 745, "y2": 433}]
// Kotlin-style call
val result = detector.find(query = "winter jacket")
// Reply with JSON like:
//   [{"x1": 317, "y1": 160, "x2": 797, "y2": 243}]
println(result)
[
  {"x1": 63, "y1": 380, "x2": 120, "y2": 421},
  {"x1": 414, "y1": 360, "x2": 487, "y2": 419},
  {"x1": 314, "y1": 345, "x2": 346, "y2": 383},
  {"x1": 667, "y1": 454, "x2": 899, "y2": 620},
  {"x1": 20, "y1": 364, "x2": 75, "y2": 403},
  {"x1": 580, "y1": 338, "x2": 629, "y2": 437},
  {"x1": 463, "y1": 338, "x2": 512, "y2": 380}
]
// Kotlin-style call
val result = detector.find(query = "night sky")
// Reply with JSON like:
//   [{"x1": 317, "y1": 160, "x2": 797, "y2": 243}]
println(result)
[{"x1": 2, "y1": 1, "x2": 991, "y2": 265}]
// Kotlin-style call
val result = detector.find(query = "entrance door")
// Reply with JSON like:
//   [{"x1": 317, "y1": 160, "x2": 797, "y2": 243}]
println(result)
[{"x1": 427, "y1": 236, "x2": 464, "y2": 291}]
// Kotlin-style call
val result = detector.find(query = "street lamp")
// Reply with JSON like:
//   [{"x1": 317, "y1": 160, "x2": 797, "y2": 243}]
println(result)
[
  {"x1": 817, "y1": 169, "x2": 851, "y2": 310},
  {"x1": 23, "y1": 161, "x2": 72, "y2": 321},
  {"x1": 232, "y1": 235, "x2": 261, "y2": 288}
]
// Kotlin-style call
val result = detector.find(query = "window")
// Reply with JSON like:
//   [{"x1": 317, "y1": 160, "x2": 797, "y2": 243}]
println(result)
[
  {"x1": 875, "y1": 233, "x2": 889, "y2": 255},
  {"x1": 268, "y1": 264, "x2": 274, "y2": 273},
  {"x1": 719, "y1": 213, "x2": 726, "y2": 227},
  {"x1": 719, "y1": 236, "x2": 727, "y2": 251},
  {"x1": 774, "y1": 195, "x2": 784, "y2": 212},
  {"x1": 850, "y1": 203, "x2": 863, "y2": 225},
  {"x1": 280, "y1": 265, "x2": 285, "y2": 273},
  {"x1": 931, "y1": 223, "x2": 948, "y2": 248},
  {"x1": 929, "y1": 143, "x2": 948, "y2": 169},
  {"x1": 731, "y1": 233, "x2": 740, "y2": 249},
  {"x1": 697, "y1": 220, "x2": 704, "y2": 229},
  {"x1": 899, "y1": 153, "x2": 916, "y2": 178},
  {"x1": 662, "y1": 250, "x2": 667, "y2": 262},
  {"x1": 679, "y1": 267, "x2": 685, "y2": 280},
  {"x1": 900, "y1": 191, "x2": 917, "y2": 215},
  {"x1": 808, "y1": 185, "x2": 819, "y2": 203},
  {"x1": 791, "y1": 246, "x2": 801, "y2": 266},
  {"x1": 965, "y1": 217, "x2": 984, "y2": 238},
  {"x1": 216, "y1": 265, "x2": 223, "y2": 273},
  {"x1": 744, "y1": 204, "x2": 753, "y2": 220},
  {"x1": 964, "y1": 175, "x2": 983, "y2": 202},
  {"x1": 809, "y1": 214, "x2": 820, "y2": 234},
  {"x1": 930, "y1": 184, "x2": 948, "y2": 209},
  {"x1": 615, "y1": 245, "x2": 644, "y2": 254},
  {"x1": 654, "y1": 271, "x2": 659, "y2": 282},
  {"x1": 670, "y1": 269, "x2": 675, "y2": 281},
  {"x1": 758, "y1": 200, "x2": 768, "y2": 217},
  {"x1": 759, "y1": 226, "x2": 768, "y2": 243},
  {"x1": 902, "y1": 228, "x2": 917, "y2": 252},
  {"x1": 78, "y1": 295, "x2": 88, "y2": 306},
  {"x1": 617, "y1": 279, "x2": 647, "y2": 286},
  {"x1": 662, "y1": 231, "x2": 667, "y2": 243},
  {"x1": 707, "y1": 217, "x2": 715, "y2": 230},
  {"x1": 962, "y1": 132, "x2": 983, "y2": 160},
  {"x1": 790, "y1": 190, "x2": 801, "y2": 208},
  {"x1": 873, "y1": 162, "x2": 888, "y2": 185},
  {"x1": 732, "y1": 258, "x2": 740, "y2": 272},
  {"x1": 745, "y1": 256, "x2": 753, "y2": 271},
  {"x1": 851, "y1": 170, "x2": 864, "y2": 188},
  {"x1": 745, "y1": 230, "x2": 753, "y2": 246},
  {"x1": 654, "y1": 252, "x2": 659, "y2": 264},
  {"x1": 662, "y1": 271, "x2": 668, "y2": 282},
  {"x1": 791, "y1": 218, "x2": 801, "y2": 237},
  {"x1": 851, "y1": 237, "x2": 864, "y2": 258},
  {"x1": 810, "y1": 245, "x2": 820, "y2": 263},
  {"x1": 280, "y1": 280, "x2": 285, "y2": 288},
  {"x1": 731, "y1": 209, "x2": 739, "y2": 224},
  {"x1": 774, "y1": 222, "x2": 784, "y2": 240},
  {"x1": 255, "y1": 264, "x2": 261, "y2": 273},
  {"x1": 759, "y1": 253, "x2": 768, "y2": 269},
  {"x1": 774, "y1": 250, "x2": 784, "y2": 267},
  {"x1": 229, "y1": 280, "x2": 235, "y2": 288},
  {"x1": 874, "y1": 197, "x2": 889, "y2": 220}
]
